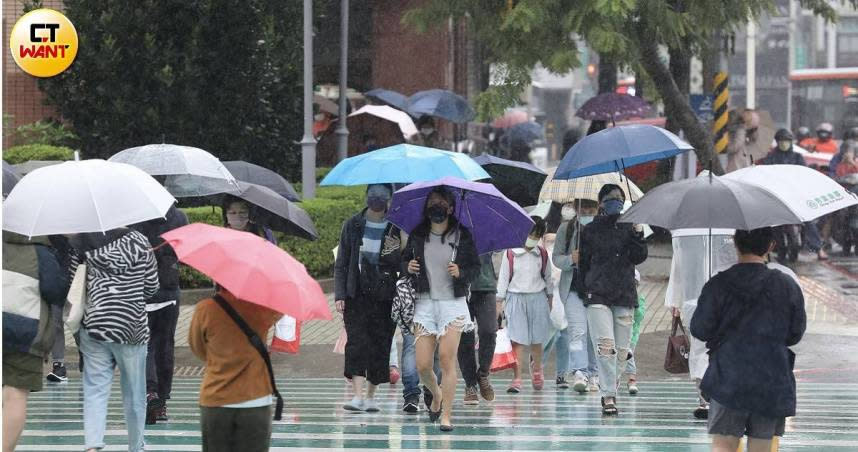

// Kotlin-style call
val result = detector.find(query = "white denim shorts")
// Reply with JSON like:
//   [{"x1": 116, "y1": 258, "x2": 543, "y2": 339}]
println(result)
[{"x1": 412, "y1": 294, "x2": 474, "y2": 338}]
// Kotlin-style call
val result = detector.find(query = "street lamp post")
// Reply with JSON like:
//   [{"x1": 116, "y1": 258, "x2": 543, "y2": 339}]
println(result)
[
  {"x1": 300, "y1": 0, "x2": 316, "y2": 199},
  {"x1": 336, "y1": 0, "x2": 349, "y2": 162}
]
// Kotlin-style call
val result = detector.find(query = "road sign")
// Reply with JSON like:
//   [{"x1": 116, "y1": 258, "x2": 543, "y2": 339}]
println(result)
[{"x1": 690, "y1": 94, "x2": 715, "y2": 124}]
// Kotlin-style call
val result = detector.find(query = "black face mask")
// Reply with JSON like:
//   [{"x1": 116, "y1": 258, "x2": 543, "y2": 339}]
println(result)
[{"x1": 427, "y1": 205, "x2": 448, "y2": 224}]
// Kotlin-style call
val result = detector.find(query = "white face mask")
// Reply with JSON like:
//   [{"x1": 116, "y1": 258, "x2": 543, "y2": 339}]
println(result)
[
  {"x1": 226, "y1": 212, "x2": 249, "y2": 230},
  {"x1": 314, "y1": 113, "x2": 326, "y2": 121},
  {"x1": 421, "y1": 127, "x2": 435, "y2": 136},
  {"x1": 777, "y1": 140, "x2": 792, "y2": 151},
  {"x1": 525, "y1": 237, "x2": 540, "y2": 249},
  {"x1": 578, "y1": 215, "x2": 595, "y2": 226},
  {"x1": 561, "y1": 206, "x2": 576, "y2": 221}
]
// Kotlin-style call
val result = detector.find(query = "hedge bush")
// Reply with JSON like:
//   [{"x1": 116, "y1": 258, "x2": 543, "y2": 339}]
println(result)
[
  {"x1": 3, "y1": 144, "x2": 75, "y2": 164},
  {"x1": 179, "y1": 194, "x2": 364, "y2": 287}
]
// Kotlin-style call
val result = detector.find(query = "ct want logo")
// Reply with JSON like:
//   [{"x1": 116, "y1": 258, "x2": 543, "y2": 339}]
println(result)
[{"x1": 9, "y1": 8, "x2": 78, "y2": 78}]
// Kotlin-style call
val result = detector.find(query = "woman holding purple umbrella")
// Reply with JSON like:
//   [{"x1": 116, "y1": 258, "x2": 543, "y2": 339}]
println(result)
[{"x1": 401, "y1": 186, "x2": 480, "y2": 432}]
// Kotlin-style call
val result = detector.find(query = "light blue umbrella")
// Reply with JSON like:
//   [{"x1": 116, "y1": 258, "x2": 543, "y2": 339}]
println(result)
[
  {"x1": 406, "y1": 89, "x2": 476, "y2": 124},
  {"x1": 320, "y1": 144, "x2": 489, "y2": 186},
  {"x1": 555, "y1": 125, "x2": 693, "y2": 180}
]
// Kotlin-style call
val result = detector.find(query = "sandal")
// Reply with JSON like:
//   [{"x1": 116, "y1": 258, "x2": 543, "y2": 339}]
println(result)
[
  {"x1": 428, "y1": 390, "x2": 443, "y2": 422},
  {"x1": 601, "y1": 396, "x2": 619, "y2": 416},
  {"x1": 440, "y1": 424, "x2": 455, "y2": 432}
]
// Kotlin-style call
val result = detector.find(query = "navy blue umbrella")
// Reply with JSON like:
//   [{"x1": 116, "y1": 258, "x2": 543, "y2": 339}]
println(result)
[
  {"x1": 3, "y1": 160, "x2": 20, "y2": 198},
  {"x1": 365, "y1": 88, "x2": 409, "y2": 111},
  {"x1": 555, "y1": 125, "x2": 693, "y2": 180},
  {"x1": 406, "y1": 89, "x2": 476, "y2": 124},
  {"x1": 505, "y1": 121, "x2": 544, "y2": 143}
]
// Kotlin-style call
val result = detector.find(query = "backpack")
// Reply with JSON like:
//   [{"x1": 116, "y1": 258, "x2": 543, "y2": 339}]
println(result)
[{"x1": 506, "y1": 246, "x2": 548, "y2": 282}]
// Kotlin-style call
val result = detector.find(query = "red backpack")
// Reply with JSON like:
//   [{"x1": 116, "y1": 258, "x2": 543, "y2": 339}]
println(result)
[{"x1": 506, "y1": 246, "x2": 548, "y2": 282}]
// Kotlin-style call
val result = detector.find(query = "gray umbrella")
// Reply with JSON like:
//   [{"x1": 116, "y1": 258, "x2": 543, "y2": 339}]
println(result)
[
  {"x1": 221, "y1": 182, "x2": 318, "y2": 241},
  {"x1": 223, "y1": 161, "x2": 300, "y2": 202},
  {"x1": 3, "y1": 161, "x2": 21, "y2": 197},
  {"x1": 619, "y1": 172, "x2": 806, "y2": 230}
]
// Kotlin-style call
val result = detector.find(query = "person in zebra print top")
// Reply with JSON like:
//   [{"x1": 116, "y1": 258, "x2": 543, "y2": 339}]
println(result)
[{"x1": 69, "y1": 228, "x2": 159, "y2": 452}]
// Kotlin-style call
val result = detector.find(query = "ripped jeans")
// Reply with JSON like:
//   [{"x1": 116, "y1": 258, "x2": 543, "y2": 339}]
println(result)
[{"x1": 586, "y1": 304, "x2": 634, "y2": 398}]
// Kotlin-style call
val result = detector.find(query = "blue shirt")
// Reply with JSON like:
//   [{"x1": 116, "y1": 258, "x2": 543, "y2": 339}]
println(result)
[{"x1": 361, "y1": 220, "x2": 388, "y2": 266}]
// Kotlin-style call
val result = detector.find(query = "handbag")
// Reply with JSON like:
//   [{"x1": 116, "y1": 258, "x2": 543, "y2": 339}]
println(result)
[
  {"x1": 212, "y1": 295, "x2": 284, "y2": 421},
  {"x1": 664, "y1": 316, "x2": 690, "y2": 374},
  {"x1": 549, "y1": 295, "x2": 567, "y2": 330},
  {"x1": 65, "y1": 263, "x2": 88, "y2": 334},
  {"x1": 390, "y1": 275, "x2": 416, "y2": 332},
  {"x1": 270, "y1": 315, "x2": 301, "y2": 354},
  {"x1": 490, "y1": 328, "x2": 518, "y2": 373}
]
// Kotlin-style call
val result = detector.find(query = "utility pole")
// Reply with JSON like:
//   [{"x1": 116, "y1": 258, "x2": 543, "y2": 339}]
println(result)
[
  {"x1": 746, "y1": 20, "x2": 756, "y2": 109},
  {"x1": 336, "y1": 0, "x2": 349, "y2": 162},
  {"x1": 787, "y1": 0, "x2": 797, "y2": 129},
  {"x1": 300, "y1": 0, "x2": 316, "y2": 199}
]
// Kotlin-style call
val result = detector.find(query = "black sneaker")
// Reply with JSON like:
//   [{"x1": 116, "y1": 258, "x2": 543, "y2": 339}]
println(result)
[
  {"x1": 157, "y1": 404, "x2": 168, "y2": 422},
  {"x1": 146, "y1": 392, "x2": 163, "y2": 425},
  {"x1": 403, "y1": 395, "x2": 419, "y2": 414},
  {"x1": 556, "y1": 375, "x2": 570, "y2": 389},
  {"x1": 46, "y1": 362, "x2": 68, "y2": 383}
]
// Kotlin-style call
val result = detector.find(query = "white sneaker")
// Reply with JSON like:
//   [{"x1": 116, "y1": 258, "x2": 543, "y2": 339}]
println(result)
[
  {"x1": 572, "y1": 371, "x2": 588, "y2": 393},
  {"x1": 343, "y1": 397, "x2": 365, "y2": 412},
  {"x1": 588, "y1": 376, "x2": 600, "y2": 392},
  {"x1": 363, "y1": 399, "x2": 380, "y2": 412}
]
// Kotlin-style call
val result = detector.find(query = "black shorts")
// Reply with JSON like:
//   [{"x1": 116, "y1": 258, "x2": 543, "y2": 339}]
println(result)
[{"x1": 709, "y1": 399, "x2": 786, "y2": 439}]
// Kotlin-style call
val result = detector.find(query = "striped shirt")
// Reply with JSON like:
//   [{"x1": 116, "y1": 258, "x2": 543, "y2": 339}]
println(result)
[
  {"x1": 81, "y1": 231, "x2": 160, "y2": 345},
  {"x1": 361, "y1": 220, "x2": 388, "y2": 266}
]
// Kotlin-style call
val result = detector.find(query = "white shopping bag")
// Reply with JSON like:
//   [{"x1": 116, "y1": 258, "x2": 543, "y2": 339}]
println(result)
[{"x1": 549, "y1": 295, "x2": 567, "y2": 330}]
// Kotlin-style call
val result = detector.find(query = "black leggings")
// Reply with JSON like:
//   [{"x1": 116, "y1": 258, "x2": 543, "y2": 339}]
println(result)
[{"x1": 343, "y1": 295, "x2": 395, "y2": 385}]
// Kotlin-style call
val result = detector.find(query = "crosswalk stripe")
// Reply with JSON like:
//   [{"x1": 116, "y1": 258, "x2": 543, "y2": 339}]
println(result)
[{"x1": 19, "y1": 377, "x2": 858, "y2": 451}]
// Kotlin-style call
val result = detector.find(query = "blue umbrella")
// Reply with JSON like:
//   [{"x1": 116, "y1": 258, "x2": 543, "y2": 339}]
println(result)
[
  {"x1": 365, "y1": 88, "x2": 409, "y2": 111},
  {"x1": 505, "y1": 121, "x2": 544, "y2": 143},
  {"x1": 387, "y1": 177, "x2": 534, "y2": 254},
  {"x1": 555, "y1": 125, "x2": 693, "y2": 180},
  {"x1": 320, "y1": 144, "x2": 490, "y2": 186},
  {"x1": 407, "y1": 89, "x2": 476, "y2": 124}
]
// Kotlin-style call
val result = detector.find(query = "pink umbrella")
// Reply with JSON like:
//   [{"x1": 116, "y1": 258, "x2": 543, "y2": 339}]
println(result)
[
  {"x1": 161, "y1": 223, "x2": 331, "y2": 321},
  {"x1": 491, "y1": 110, "x2": 528, "y2": 128}
]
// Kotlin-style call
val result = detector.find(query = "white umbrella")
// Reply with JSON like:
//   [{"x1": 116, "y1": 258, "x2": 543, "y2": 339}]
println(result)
[
  {"x1": 2, "y1": 160, "x2": 175, "y2": 237},
  {"x1": 349, "y1": 105, "x2": 418, "y2": 139},
  {"x1": 109, "y1": 144, "x2": 238, "y2": 197},
  {"x1": 724, "y1": 164, "x2": 858, "y2": 221}
]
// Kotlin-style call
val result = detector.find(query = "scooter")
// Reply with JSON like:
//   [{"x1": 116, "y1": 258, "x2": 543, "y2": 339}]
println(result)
[{"x1": 834, "y1": 174, "x2": 858, "y2": 256}]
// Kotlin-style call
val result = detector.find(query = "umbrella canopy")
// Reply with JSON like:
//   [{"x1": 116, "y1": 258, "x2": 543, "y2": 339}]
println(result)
[
  {"x1": 472, "y1": 154, "x2": 547, "y2": 207},
  {"x1": 109, "y1": 144, "x2": 238, "y2": 197},
  {"x1": 555, "y1": 125, "x2": 693, "y2": 180},
  {"x1": 162, "y1": 223, "x2": 331, "y2": 321},
  {"x1": 223, "y1": 161, "x2": 300, "y2": 202},
  {"x1": 3, "y1": 161, "x2": 20, "y2": 198},
  {"x1": 576, "y1": 93, "x2": 653, "y2": 122},
  {"x1": 12, "y1": 160, "x2": 63, "y2": 175},
  {"x1": 3, "y1": 159, "x2": 175, "y2": 236},
  {"x1": 505, "y1": 121, "x2": 544, "y2": 144},
  {"x1": 406, "y1": 89, "x2": 476, "y2": 124},
  {"x1": 724, "y1": 164, "x2": 858, "y2": 220},
  {"x1": 320, "y1": 144, "x2": 490, "y2": 186},
  {"x1": 314, "y1": 94, "x2": 339, "y2": 115},
  {"x1": 619, "y1": 172, "x2": 821, "y2": 230},
  {"x1": 540, "y1": 167, "x2": 645, "y2": 203},
  {"x1": 491, "y1": 110, "x2": 529, "y2": 128},
  {"x1": 350, "y1": 105, "x2": 418, "y2": 138},
  {"x1": 365, "y1": 88, "x2": 409, "y2": 111},
  {"x1": 220, "y1": 181, "x2": 318, "y2": 240},
  {"x1": 387, "y1": 177, "x2": 534, "y2": 254},
  {"x1": 316, "y1": 113, "x2": 407, "y2": 167}
]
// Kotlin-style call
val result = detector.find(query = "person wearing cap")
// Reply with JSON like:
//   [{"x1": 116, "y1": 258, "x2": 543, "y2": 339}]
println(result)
[
  {"x1": 334, "y1": 184, "x2": 403, "y2": 413},
  {"x1": 577, "y1": 184, "x2": 648, "y2": 416}
]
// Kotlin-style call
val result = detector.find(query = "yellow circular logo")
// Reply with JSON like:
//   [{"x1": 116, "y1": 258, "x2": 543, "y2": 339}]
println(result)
[{"x1": 9, "y1": 8, "x2": 78, "y2": 78}]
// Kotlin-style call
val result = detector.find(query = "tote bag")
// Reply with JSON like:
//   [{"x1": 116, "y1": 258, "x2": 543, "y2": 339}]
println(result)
[
  {"x1": 65, "y1": 264, "x2": 87, "y2": 334},
  {"x1": 663, "y1": 316, "x2": 690, "y2": 374}
]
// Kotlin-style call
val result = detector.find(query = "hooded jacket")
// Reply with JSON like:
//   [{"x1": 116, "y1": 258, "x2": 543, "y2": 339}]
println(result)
[
  {"x1": 131, "y1": 205, "x2": 189, "y2": 305},
  {"x1": 2, "y1": 232, "x2": 70, "y2": 357},
  {"x1": 401, "y1": 223, "x2": 480, "y2": 299},
  {"x1": 577, "y1": 214, "x2": 648, "y2": 307},
  {"x1": 691, "y1": 263, "x2": 806, "y2": 418},
  {"x1": 72, "y1": 229, "x2": 160, "y2": 345}
]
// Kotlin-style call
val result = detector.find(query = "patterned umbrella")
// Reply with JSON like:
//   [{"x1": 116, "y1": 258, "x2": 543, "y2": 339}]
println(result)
[
  {"x1": 539, "y1": 167, "x2": 644, "y2": 204},
  {"x1": 576, "y1": 93, "x2": 653, "y2": 122}
]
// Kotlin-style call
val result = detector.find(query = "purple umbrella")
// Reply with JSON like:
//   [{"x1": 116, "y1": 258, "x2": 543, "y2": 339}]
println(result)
[
  {"x1": 576, "y1": 93, "x2": 653, "y2": 122},
  {"x1": 387, "y1": 177, "x2": 535, "y2": 254}
]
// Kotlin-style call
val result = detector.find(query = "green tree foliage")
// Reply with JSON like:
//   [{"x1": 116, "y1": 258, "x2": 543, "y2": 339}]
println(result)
[
  {"x1": 404, "y1": 0, "x2": 854, "y2": 174},
  {"x1": 35, "y1": 0, "x2": 305, "y2": 179},
  {"x1": 13, "y1": 120, "x2": 78, "y2": 148},
  {"x1": 3, "y1": 144, "x2": 75, "y2": 164}
]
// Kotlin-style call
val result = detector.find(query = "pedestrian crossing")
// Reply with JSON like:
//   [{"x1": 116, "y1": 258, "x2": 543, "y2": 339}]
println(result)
[{"x1": 19, "y1": 378, "x2": 858, "y2": 451}]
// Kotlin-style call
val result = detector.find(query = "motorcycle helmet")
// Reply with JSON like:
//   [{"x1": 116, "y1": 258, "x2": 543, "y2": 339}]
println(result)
[
  {"x1": 775, "y1": 128, "x2": 794, "y2": 142},
  {"x1": 795, "y1": 126, "x2": 811, "y2": 142},
  {"x1": 846, "y1": 126, "x2": 858, "y2": 141},
  {"x1": 817, "y1": 122, "x2": 834, "y2": 140}
]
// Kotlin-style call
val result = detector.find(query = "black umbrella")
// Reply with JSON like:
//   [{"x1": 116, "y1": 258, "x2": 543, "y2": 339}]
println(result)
[
  {"x1": 471, "y1": 154, "x2": 547, "y2": 207},
  {"x1": 3, "y1": 160, "x2": 21, "y2": 197},
  {"x1": 220, "y1": 182, "x2": 318, "y2": 240},
  {"x1": 223, "y1": 161, "x2": 301, "y2": 202}
]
